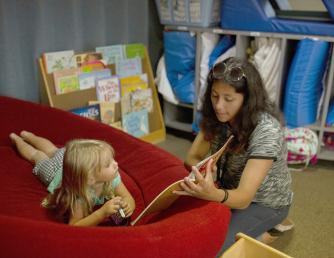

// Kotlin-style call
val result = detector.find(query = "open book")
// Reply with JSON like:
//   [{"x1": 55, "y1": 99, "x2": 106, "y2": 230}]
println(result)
[{"x1": 130, "y1": 135, "x2": 234, "y2": 226}]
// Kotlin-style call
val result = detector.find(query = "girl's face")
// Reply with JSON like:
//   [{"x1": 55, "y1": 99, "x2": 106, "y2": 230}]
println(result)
[
  {"x1": 95, "y1": 157, "x2": 119, "y2": 183},
  {"x1": 210, "y1": 81, "x2": 244, "y2": 124}
]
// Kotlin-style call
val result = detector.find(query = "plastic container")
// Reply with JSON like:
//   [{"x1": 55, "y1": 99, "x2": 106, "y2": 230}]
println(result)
[{"x1": 155, "y1": 0, "x2": 221, "y2": 27}]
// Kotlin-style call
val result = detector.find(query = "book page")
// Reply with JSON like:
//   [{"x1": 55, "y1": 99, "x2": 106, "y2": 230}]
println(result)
[{"x1": 130, "y1": 134, "x2": 234, "y2": 226}]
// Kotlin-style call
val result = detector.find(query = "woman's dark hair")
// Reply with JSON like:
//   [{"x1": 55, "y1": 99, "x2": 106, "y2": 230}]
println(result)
[{"x1": 201, "y1": 57, "x2": 279, "y2": 151}]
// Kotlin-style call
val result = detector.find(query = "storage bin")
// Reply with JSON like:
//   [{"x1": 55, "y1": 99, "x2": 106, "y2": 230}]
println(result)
[
  {"x1": 155, "y1": 0, "x2": 221, "y2": 27},
  {"x1": 221, "y1": 233, "x2": 292, "y2": 258}
]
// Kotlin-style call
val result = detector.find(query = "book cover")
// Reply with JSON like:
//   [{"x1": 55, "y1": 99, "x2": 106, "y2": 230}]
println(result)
[
  {"x1": 96, "y1": 44, "x2": 124, "y2": 65},
  {"x1": 131, "y1": 88, "x2": 153, "y2": 113},
  {"x1": 43, "y1": 50, "x2": 76, "y2": 73},
  {"x1": 96, "y1": 76, "x2": 121, "y2": 103},
  {"x1": 130, "y1": 135, "x2": 234, "y2": 226},
  {"x1": 124, "y1": 43, "x2": 145, "y2": 59},
  {"x1": 72, "y1": 52, "x2": 103, "y2": 68},
  {"x1": 53, "y1": 68, "x2": 81, "y2": 94},
  {"x1": 115, "y1": 57, "x2": 142, "y2": 78},
  {"x1": 120, "y1": 73, "x2": 148, "y2": 96},
  {"x1": 88, "y1": 101, "x2": 119, "y2": 125},
  {"x1": 122, "y1": 109, "x2": 149, "y2": 137},
  {"x1": 70, "y1": 104, "x2": 101, "y2": 121},
  {"x1": 78, "y1": 69, "x2": 112, "y2": 90}
]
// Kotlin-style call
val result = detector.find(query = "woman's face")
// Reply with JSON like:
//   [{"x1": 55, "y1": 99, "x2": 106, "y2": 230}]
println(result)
[{"x1": 210, "y1": 81, "x2": 244, "y2": 124}]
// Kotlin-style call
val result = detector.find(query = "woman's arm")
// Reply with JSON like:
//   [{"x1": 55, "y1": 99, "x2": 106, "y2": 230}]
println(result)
[
  {"x1": 185, "y1": 131, "x2": 211, "y2": 166},
  {"x1": 114, "y1": 182, "x2": 136, "y2": 217},
  {"x1": 176, "y1": 158, "x2": 273, "y2": 209}
]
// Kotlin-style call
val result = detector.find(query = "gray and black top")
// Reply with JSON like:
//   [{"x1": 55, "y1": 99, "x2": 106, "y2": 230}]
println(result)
[{"x1": 211, "y1": 113, "x2": 293, "y2": 209}]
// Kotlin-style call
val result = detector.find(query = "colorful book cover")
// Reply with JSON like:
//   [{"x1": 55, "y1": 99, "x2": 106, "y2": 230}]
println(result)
[
  {"x1": 53, "y1": 68, "x2": 81, "y2": 94},
  {"x1": 78, "y1": 69, "x2": 112, "y2": 90},
  {"x1": 43, "y1": 50, "x2": 76, "y2": 73},
  {"x1": 88, "y1": 101, "x2": 119, "y2": 124},
  {"x1": 120, "y1": 73, "x2": 148, "y2": 96},
  {"x1": 131, "y1": 88, "x2": 153, "y2": 113},
  {"x1": 115, "y1": 57, "x2": 142, "y2": 78},
  {"x1": 71, "y1": 52, "x2": 103, "y2": 68},
  {"x1": 96, "y1": 45, "x2": 124, "y2": 65},
  {"x1": 122, "y1": 109, "x2": 149, "y2": 137},
  {"x1": 70, "y1": 104, "x2": 101, "y2": 121},
  {"x1": 95, "y1": 76, "x2": 121, "y2": 103},
  {"x1": 125, "y1": 43, "x2": 145, "y2": 59}
]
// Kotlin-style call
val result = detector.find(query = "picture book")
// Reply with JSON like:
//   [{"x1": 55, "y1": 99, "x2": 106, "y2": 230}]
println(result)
[
  {"x1": 53, "y1": 68, "x2": 81, "y2": 94},
  {"x1": 88, "y1": 101, "x2": 120, "y2": 125},
  {"x1": 72, "y1": 52, "x2": 103, "y2": 68},
  {"x1": 43, "y1": 50, "x2": 76, "y2": 73},
  {"x1": 96, "y1": 44, "x2": 124, "y2": 65},
  {"x1": 120, "y1": 73, "x2": 148, "y2": 96},
  {"x1": 130, "y1": 88, "x2": 153, "y2": 113},
  {"x1": 124, "y1": 43, "x2": 145, "y2": 59},
  {"x1": 70, "y1": 104, "x2": 101, "y2": 121},
  {"x1": 115, "y1": 57, "x2": 142, "y2": 78},
  {"x1": 130, "y1": 134, "x2": 234, "y2": 226},
  {"x1": 121, "y1": 93, "x2": 132, "y2": 116},
  {"x1": 95, "y1": 76, "x2": 121, "y2": 103},
  {"x1": 78, "y1": 69, "x2": 112, "y2": 90},
  {"x1": 122, "y1": 109, "x2": 149, "y2": 137}
]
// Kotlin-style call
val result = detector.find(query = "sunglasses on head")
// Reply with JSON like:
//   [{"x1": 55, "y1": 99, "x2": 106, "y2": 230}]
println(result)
[{"x1": 212, "y1": 62, "x2": 246, "y2": 82}]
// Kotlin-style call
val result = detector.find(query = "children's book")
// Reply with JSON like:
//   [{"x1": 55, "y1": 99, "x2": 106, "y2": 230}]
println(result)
[
  {"x1": 124, "y1": 43, "x2": 145, "y2": 59},
  {"x1": 43, "y1": 50, "x2": 76, "y2": 73},
  {"x1": 120, "y1": 73, "x2": 148, "y2": 96},
  {"x1": 70, "y1": 104, "x2": 101, "y2": 121},
  {"x1": 78, "y1": 69, "x2": 112, "y2": 90},
  {"x1": 88, "y1": 101, "x2": 120, "y2": 125},
  {"x1": 53, "y1": 68, "x2": 81, "y2": 94},
  {"x1": 122, "y1": 109, "x2": 149, "y2": 137},
  {"x1": 95, "y1": 76, "x2": 121, "y2": 103},
  {"x1": 72, "y1": 52, "x2": 103, "y2": 68},
  {"x1": 115, "y1": 57, "x2": 142, "y2": 78},
  {"x1": 131, "y1": 88, "x2": 153, "y2": 113},
  {"x1": 95, "y1": 45, "x2": 124, "y2": 65},
  {"x1": 130, "y1": 135, "x2": 234, "y2": 226}
]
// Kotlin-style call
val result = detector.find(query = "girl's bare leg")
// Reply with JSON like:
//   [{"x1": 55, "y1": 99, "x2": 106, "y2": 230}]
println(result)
[
  {"x1": 20, "y1": 131, "x2": 58, "y2": 158},
  {"x1": 10, "y1": 133, "x2": 48, "y2": 164}
]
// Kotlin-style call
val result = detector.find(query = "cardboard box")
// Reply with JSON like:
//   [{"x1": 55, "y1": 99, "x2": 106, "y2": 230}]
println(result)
[
  {"x1": 221, "y1": 233, "x2": 292, "y2": 258},
  {"x1": 39, "y1": 47, "x2": 165, "y2": 144}
]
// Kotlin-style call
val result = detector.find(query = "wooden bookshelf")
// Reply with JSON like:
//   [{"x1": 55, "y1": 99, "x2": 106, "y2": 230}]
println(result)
[{"x1": 38, "y1": 47, "x2": 166, "y2": 144}]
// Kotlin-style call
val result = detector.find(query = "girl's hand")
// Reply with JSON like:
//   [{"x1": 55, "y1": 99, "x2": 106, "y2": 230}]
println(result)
[
  {"x1": 120, "y1": 199, "x2": 134, "y2": 217},
  {"x1": 174, "y1": 159, "x2": 221, "y2": 202},
  {"x1": 100, "y1": 196, "x2": 122, "y2": 217}
]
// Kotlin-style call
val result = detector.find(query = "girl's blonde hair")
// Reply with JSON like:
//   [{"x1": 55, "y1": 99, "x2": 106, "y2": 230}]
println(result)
[{"x1": 45, "y1": 139, "x2": 115, "y2": 220}]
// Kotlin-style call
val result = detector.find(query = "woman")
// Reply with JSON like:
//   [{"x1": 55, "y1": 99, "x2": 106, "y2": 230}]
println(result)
[{"x1": 175, "y1": 57, "x2": 293, "y2": 253}]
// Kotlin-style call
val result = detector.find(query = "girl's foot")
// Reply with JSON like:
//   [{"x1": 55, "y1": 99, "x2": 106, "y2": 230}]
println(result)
[
  {"x1": 274, "y1": 218, "x2": 294, "y2": 232},
  {"x1": 9, "y1": 133, "x2": 23, "y2": 143},
  {"x1": 20, "y1": 130, "x2": 33, "y2": 139}
]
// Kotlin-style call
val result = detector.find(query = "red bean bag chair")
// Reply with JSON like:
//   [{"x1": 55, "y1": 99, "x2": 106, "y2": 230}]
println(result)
[{"x1": 0, "y1": 96, "x2": 230, "y2": 258}]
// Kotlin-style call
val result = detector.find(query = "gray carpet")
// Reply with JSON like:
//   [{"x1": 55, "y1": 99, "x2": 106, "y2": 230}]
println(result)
[{"x1": 157, "y1": 134, "x2": 334, "y2": 258}]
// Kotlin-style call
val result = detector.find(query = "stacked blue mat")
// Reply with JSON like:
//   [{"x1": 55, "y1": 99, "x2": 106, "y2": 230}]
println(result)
[
  {"x1": 283, "y1": 38, "x2": 330, "y2": 128},
  {"x1": 163, "y1": 31, "x2": 196, "y2": 104}
]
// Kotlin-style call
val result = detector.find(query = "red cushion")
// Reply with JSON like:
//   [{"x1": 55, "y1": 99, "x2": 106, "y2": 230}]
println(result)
[{"x1": 0, "y1": 96, "x2": 230, "y2": 258}]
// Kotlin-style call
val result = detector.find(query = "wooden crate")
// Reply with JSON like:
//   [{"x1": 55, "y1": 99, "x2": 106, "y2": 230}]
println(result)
[
  {"x1": 221, "y1": 233, "x2": 292, "y2": 258},
  {"x1": 38, "y1": 48, "x2": 166, "y2": 144}
]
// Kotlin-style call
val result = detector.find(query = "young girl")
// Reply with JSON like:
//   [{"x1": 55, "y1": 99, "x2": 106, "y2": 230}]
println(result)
[
  {"x1": 10, "y1": 131, "x2": 135, "y2": 226},
  {"x1": 174, "y1": 57, "x2": 293, "y2": 254}
]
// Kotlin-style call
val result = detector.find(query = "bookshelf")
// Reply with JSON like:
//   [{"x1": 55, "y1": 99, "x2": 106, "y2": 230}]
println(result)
[{"x1": 38, "y1": 47, "x2": 166, "y2": 144}]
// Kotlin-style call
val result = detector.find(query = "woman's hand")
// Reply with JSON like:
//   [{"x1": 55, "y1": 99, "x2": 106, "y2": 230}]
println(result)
[{"x1": 174, "y1": 159, "x2": 221, "y2": 202}]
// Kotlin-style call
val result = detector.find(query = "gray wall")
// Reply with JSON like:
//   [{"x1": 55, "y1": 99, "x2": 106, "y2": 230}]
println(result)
[{"x1": 0, "y1": 0, "x2": 163, "y2": 102}]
